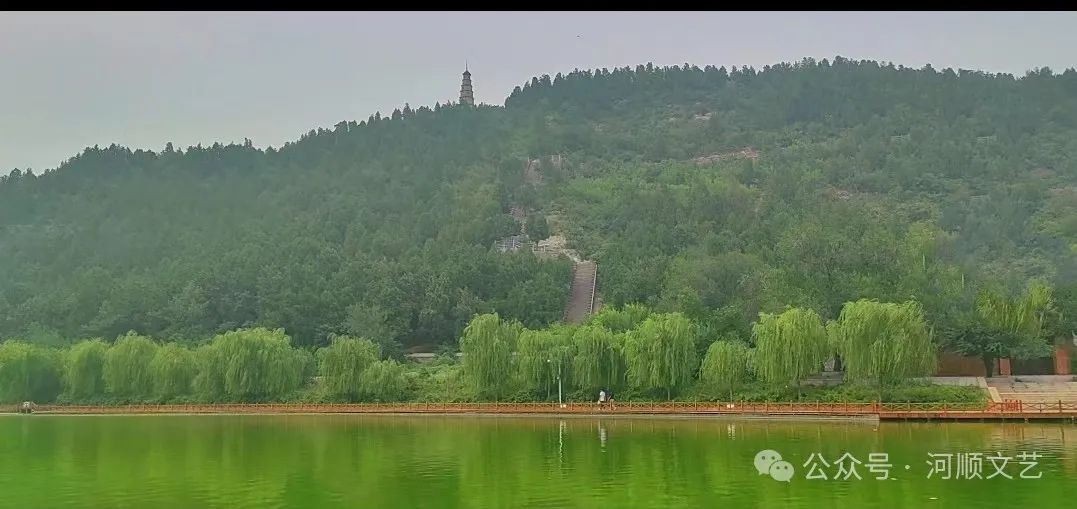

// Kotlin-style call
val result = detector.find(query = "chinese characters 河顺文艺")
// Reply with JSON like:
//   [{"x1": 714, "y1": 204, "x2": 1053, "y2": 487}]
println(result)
[{"x1": 757, "y1": 450, "x2": 1044, "y2": 482}]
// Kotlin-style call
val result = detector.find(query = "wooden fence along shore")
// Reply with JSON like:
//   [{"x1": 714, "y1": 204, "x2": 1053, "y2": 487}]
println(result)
[{"x1": 8, "y1": 401, "x2": 1077, "y2": 421}]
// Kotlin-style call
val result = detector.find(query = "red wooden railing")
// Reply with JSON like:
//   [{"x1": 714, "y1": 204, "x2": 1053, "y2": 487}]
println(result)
[{"x1": 6, "y1": 400, "x2": 1076, "y2": 418}]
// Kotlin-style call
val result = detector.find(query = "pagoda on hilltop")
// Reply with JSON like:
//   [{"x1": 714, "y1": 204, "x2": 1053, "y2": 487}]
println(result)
[{"x1": 459, "y1": 65, "x2": 475, "y2": 106}]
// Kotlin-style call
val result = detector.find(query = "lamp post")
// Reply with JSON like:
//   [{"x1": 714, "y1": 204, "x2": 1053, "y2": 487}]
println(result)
[{"x1": 547, "y1": 358, "x2": 564, "y2": 408}]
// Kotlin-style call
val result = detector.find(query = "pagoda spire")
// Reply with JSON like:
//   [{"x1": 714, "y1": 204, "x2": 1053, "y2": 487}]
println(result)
[{"x1": 459, "y1": 65, "x2": 475, "y2": 106}]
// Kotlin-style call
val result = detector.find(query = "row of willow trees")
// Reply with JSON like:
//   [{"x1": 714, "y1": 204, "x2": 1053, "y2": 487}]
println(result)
[
  {"x1": 459, "y1": 303, "x2": 931, "y2": 402},
  {"x1": 0, "y1": 280, "x2": 1055, "y2": 404},
  {"x1": 460, "y1": 280, "x2": 1058, "y2": 400},
  {"x1": 0, "y1": 328, "x2": 409, "y2": 404}
]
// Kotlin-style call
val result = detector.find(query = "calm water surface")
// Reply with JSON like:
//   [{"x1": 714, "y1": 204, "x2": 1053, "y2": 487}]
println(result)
[{"x1": 0, "y1": 414, "x2": 1074, "y2": 508}]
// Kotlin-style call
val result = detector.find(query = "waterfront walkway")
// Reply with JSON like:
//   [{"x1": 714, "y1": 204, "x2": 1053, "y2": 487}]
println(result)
[{"x1": 9, "y1": 401, "x2": 1077, "y2": 421}]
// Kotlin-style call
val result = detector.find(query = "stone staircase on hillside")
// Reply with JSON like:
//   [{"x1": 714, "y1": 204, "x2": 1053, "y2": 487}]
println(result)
[
  {"x1": 499, "y1": 155, "x2": 602, "y2": 325},
  {"x1": 563, "y1": 261, "x2": 598, "y2": 324},
  {"x1": 524, "y1": 158, "x2": 545, "y2": 185},
  {"x1": 509, "y1": 205, "x2": 527, "y2": 227}
]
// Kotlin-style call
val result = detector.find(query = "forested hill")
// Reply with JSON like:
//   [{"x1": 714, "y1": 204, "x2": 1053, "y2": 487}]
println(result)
[{"x1": 3, "y1": 57, "x2": 1077, "y2": 351}]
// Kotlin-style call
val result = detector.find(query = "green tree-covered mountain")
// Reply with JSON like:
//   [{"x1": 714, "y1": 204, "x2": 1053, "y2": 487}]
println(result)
[{"x1": 3, "y1": 57, "x2": 1076, "y2": 349}]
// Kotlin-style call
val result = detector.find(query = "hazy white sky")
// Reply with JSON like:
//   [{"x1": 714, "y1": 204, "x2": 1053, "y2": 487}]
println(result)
[{"x1": 3, "y1": 11, "x2": 1076, "y2": 171}]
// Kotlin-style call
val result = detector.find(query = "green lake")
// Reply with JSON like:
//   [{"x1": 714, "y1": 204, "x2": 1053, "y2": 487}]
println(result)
[{"x1": 1, "y1": 415, "x2": 1074, "y2": 508}]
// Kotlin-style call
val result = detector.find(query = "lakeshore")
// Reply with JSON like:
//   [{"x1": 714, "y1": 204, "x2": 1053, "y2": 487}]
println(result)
[{"x1": 10, "y1": 401, "x2": 1077, "y2": 422}]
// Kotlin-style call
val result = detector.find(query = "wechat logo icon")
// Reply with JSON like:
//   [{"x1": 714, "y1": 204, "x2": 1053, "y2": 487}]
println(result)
[{"x1": 754, "y1": 449, "x2": 795, "y2": 482}]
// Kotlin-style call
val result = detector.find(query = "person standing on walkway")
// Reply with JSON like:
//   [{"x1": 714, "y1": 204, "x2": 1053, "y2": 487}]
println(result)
[{"x1": 598, "y1": 389, "x2": 607, "y2": 409}]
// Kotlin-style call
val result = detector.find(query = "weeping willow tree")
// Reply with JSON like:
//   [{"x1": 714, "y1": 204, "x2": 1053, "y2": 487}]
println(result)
[
  {"x1": 295, "y1": 348, "x2": 317, "y2": 381},
  {"x1": 587, "y1": 303, "x2": 651, "y2": 333},
  {"x1": 961, "y1": 280, "x2": 1056, "y2": 376},
  {"x1": 517, "y1": 325, "x2": 574, "y2": 398},
  {"x1": 516, "y1": 329, "x2": 547, "y2": 394},
  {"x1": 193, "y1": 344, "x2": 224, "y2": 399},
  {"x1": 460, "y1": 313, "x2": 520, "y2": 400},
  {"x1": 359, "y1": 359, "x2": 409, "y2": 401},
  {"x1": 699, "y1": 339, "x2": 754, "y2": 401},
  {"x1": 0, "y1": 341, "x2": 63, "y2": 403},
  {"x1": 103, "y1": 332, "x2": 159, "y2": 399},
  {"x1": 978, "y1": 281, "x2": 1053, "y2": 335},
  {"x1": 624, "y1": 312, "x2": 698, "y2": 400},
  {"x1": 193, "y1": 328, "x2": 305, "y2": 402},
  {"x1": 316, "y1": 335, "x2": 380, "y2": 401},
  {"x1": 572, "y1": 324, "x2": 625, "y2": 394},
  {"x1": 64, "y1": 339, "x2": 109, "y2": 400},
  {"x1": 830, "y1": 300, "x2": 936, "y2": 393},
  {"x1": 149, "y1": 343, "x2": 196, "y2": 400},
  {"x1": 752, "y1": 308, "x2": 828, "y2": 396}
]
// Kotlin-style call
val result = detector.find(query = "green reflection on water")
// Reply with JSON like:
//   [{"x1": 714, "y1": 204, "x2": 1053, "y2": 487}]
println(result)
[{"x1": 0, "y1": 415, "x2": 1074, "y2": 509}]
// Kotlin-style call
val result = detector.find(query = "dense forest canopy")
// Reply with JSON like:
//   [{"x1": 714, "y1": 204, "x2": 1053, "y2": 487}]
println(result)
[{"x1": 2, "y1": 57, "x2": 1077, "y2": 352}]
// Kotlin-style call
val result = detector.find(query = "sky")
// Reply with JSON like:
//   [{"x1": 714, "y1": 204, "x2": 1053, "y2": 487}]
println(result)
[{"x1": 2, "y1": 11, "x2": 1077, "y2": 172}]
